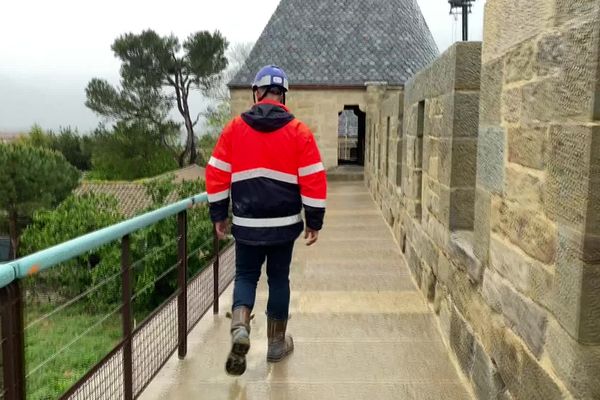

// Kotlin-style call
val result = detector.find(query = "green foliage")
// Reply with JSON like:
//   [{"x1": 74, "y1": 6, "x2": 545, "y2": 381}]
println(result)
[
  {"x1": 21, "y1": 125, "x2": 93, "y2": 171},
  {"x1": 0, "y1": 143, "x2": 80, "y2": 257},
  {"x1": 198, "y1": 133, "x2": 218, "y2": 165},
  {"x1": 86, "y1": 29, "x2": 229, "y2": 166},
  {"x1": 89, "y1": 122, "x2": 178, "y2": 181},
  {"x1": 25, "y1": 124, "x2": 54, "y2": 148},
  {"x1": 204, "y1": 101, "x2": 232, "y2": 136},
  {"x1": 52, "y1": 127, "x2": 94, "y2": 171},
  {"x1": 21, "y1": 175, "x2": 213, "y2": 312},
  {"x1": 20, "y1": 194, "x2": 123, "y2": 305},
  {"x1": 132, "y1": 178, "x2": 213, "y2": 314}
]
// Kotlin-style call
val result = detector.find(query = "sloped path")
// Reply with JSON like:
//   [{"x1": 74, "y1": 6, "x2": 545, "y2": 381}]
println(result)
[{"x1": 140, "y1": 181, "x2": 473, "y2": 400}]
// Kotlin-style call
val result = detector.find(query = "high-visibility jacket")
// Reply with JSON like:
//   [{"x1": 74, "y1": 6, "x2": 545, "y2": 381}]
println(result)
[{"x1": 206, "y1": 99, "x2": 327, "y2": 245}]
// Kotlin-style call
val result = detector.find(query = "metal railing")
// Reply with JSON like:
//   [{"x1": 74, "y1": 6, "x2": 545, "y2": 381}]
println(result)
[
  {"x1": 338, "y1": 136, "x2": 359, "y2": 163},
  {"x1": 0, "y1": 193, "x2": 235, "y2": 400}
]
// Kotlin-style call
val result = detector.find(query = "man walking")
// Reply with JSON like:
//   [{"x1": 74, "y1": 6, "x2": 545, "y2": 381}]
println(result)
[{"x1": 205, "y1": 65, "x2": 327, "y2": 376}]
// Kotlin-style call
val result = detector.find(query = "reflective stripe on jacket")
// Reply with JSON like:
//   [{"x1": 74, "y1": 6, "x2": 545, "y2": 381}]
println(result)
[{"x1": 206, "y1": 99, "x2": 327, "y2": 245}]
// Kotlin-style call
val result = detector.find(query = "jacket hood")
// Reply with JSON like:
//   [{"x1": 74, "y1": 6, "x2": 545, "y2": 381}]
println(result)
[{"x1": 241, "y1": 99, "x2": 295, "y2": 133}]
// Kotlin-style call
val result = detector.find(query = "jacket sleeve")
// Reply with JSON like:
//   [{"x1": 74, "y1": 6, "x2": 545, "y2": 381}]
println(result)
[
  {"x1": 297, "y1": 126, "x2": 327, "y2": 230},
  {"x1": 206, "y1": 120, "x2": 233, "y2": 223}
]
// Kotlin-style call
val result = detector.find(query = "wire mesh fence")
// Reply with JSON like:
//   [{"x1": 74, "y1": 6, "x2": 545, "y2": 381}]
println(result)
[
  {"x1": 56, "y1": 240, "x2": 234, "y2": 400},
  {"x1": 62, "y1": 346, "x2": 124, "y2": 400}
]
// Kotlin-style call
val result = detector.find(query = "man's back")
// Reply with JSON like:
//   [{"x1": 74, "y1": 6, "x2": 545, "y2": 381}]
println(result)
[{"x1": 206, "y1": 98, "x2": 326, "y2": 246}]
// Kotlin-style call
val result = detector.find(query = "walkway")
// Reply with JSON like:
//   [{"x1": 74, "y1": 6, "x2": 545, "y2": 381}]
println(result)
[{"x1": 140, "y1": 181, "x2": 473, "y2": 400}]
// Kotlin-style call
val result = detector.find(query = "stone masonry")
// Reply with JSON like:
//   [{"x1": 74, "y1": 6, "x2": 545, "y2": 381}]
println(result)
[{"x1": 365, "y1": 1, "x2": 600, "y2": 399}]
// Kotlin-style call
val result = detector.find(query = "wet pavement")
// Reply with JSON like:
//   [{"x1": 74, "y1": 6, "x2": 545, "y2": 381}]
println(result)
[{"x1": 139, "y1": 181, "x2": 473, "y2": 400}]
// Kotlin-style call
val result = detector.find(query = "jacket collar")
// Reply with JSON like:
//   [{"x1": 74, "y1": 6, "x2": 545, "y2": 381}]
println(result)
[{"x1": 257, "y1": 98, "x2": 289, "y2": 112}]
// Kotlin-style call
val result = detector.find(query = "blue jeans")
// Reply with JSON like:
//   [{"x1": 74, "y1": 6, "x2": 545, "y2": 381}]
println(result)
[{"x1": 232, "y1": 241, "x2": 295, "y2": 320}]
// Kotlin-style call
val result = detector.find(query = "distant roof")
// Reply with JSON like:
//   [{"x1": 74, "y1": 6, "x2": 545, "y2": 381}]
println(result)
[
  {"x1": 75, "y1": 165, "x2": 205, "y2": 218},
  {"x1": 229, "y1": 0, "x2": 439, "y2": 88}
]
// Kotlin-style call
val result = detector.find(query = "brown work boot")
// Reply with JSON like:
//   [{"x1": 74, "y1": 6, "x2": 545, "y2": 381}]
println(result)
[
  {"x1": 267, "y1": 318, "x2": 294, "y2": 363},
  {"x1": 225, "y1": 306, "x2": 251, "y2": 376}
]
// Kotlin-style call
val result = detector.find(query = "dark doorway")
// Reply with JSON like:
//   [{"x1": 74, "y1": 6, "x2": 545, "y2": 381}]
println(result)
[{"x1": 337, "y1": 106, "x2": 366, "y2": 166}]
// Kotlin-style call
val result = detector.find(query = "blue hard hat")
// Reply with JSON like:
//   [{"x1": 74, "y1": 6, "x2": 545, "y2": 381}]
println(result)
[{"x1": 252, "y1": 65, "x2": 289, "y2": 91}]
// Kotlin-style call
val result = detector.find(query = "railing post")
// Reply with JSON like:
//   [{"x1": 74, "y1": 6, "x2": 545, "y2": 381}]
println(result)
[
  {"x1": 121, "y1": 235, "x2": 133, "y2": 400},
  {"x1": 177, "y1": 211, "x2": 188, "y2": 360},
  {"x1": 212, "y1": 228, "x2": 220, "y2": 314},
  {"x1": 0, "y1": 281, "x2": 25, "y2": 400}
]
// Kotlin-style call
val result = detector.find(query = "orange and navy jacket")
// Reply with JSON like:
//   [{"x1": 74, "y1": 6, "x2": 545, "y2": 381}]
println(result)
[{"x1": 206, "y1": 99, "x2": 327, "y2": 245}]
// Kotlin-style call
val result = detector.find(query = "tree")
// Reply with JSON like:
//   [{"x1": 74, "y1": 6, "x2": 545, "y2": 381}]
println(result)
[
  {"x1": 209, "y1": 42, "x2": 254, "y2": 102},
  {"x1": 20, "y1": 125, "x2": 93, "y2": 171},
  {"x1": 202, "y1": 41, "x2": 253, "y2": 138},
  {"x1": 20, "y1": 194, "x2": 123, "y2": 304},
  {"x1": 88, "y1": 122, "x2": 178, "y2": 181},
  {"x1": 0, "y1": 144, "x2": 80, "y2": 258},
  {"x1": 86, "y1": 30, "x2": 229, "y2": 166},
  {"x1": 52, "y1": 127, "x2": 93, "y2": 171}
]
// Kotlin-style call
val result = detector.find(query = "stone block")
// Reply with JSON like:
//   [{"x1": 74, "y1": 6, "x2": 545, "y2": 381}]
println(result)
[
  {"x1": 420, "y1": 263, "x2": 436, "y2": 303},
  {"x1": 449, "y1": 231, "x2": 482, "y2": 283},
  {"x1": 479, "y1": 58, "x2": 504, "y2": 125},
  {"x1": 546, "y1": 125, "x2": 598, "y2": 230},
  {"x1": 504, "y1": 41, "x2": 535, "y2": 83},
  {"x1": 436, "y1": 252, "x2": 452, "y2": 286},
  {"x1": 449, "y1": 188, "x2": 476, "y2": 231},
  {"x1": 420, "y1": 233, "x2": 440, "y2": 275},
  {"x1": 404, "y1": 44, "x2": 457, "y2": 104},
  {"x1": 501, "y1": 87, "x2": 523, "y2": 124},
  {"x1": 439, "y1": 297, "x2": 452, "y2": 345},
  {"x1": 551, "y1": 226, "x2": 600, "y2": 344},
  {"x1": 453, "y1": 91, "x2": 480, "y2": 138},
  {"x1": 491, "y1": 199, "x2": 557, "y2": 264},
  {"x1": 482, "y1": 269, "x2": 548, "y2": 356},
  {"x1": 405, "y1": 241, "x2": 422, "y2": 282},
  {"x1": 406, "y1": 169, "x2": 423, "y2": 200},
  {"x1": 504, "y1": 164, "x2": 544, "y2": 210},
  {"x1": 470, "y1": 339, "x2": 507, "y2": 400},
  {"x1": 473, "y1": 187, "x2": 492, "y2": 264},
  {"x1": 507, "y1": 125, "x2": 548, "y2": 170},
  {"x1": 524, "y1": 20, "x2": 599, "y2": 123},
  {"x1": 534, "y1": 31, "x2": 564, "y2": 77},
  {"x1": 585, "y1": 127, "x2": 600, "y2": 253},
  {"x1": 438, "y1": 185, "x2": 452, "y2": 228},
  {"x1": 449, "y1": 305, "x2": 475, "y2": 376},
  {"x1": 451, "y1": 138, "x2": 478, "y2": 188},
  {"x1": 433, "y1": 281, "x2": 445, "y2": 314},
  {"x1": 424, "y1": 212, "x2": 450, "y2": 249},
  {"x1": 489, "y1": 236, "x2": 553, "y2": 308},
  {"x1": 455, "y1": 42, "x2": 483, "y2": 91},
  {"x1": 477, "y1": 126, "x2": 506, "y2": 194},
  {"x1": 489, "y1": 326, "x2": 565, "y2": 400},
  {"x1": 437, "y1": 138, "x2": 453, "y2": 186},
  {"x1": 481, "y1": 0, "x2": 553, "y2": 63},
  {"x1": 553, "y1": 0, "x2": 600, "y2": 25},
  {"x1": 546, "y1": 318, "x2": 600, "y2": 399}
]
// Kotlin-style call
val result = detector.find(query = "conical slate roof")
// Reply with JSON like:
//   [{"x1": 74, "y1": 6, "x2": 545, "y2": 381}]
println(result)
[{"x1": 229, "y1": 0, "x2": 439, "y2": 88}]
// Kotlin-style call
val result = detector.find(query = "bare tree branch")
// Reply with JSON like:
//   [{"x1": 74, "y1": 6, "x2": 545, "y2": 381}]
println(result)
[{"x1": 192, "y1": 111, "x2": 202, "y2": 128}]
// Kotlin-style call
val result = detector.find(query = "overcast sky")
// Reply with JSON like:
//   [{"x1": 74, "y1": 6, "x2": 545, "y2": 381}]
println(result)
[{"x1": 0, "y1": 0, "x2": 486, "y2": 133}]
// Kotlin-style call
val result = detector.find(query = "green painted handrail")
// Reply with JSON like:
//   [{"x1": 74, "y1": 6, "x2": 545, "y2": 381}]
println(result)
[{"x1": 0, "y1": 193, "x2": 208, "y2": 289}]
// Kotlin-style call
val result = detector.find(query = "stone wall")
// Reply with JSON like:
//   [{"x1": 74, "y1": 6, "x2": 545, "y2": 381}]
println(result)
[
  {"x1": 365, "y1": 1, "x2": 600, "y2": 399},
  {"x1": 230, "y1": 88, "x2": 368, "y2": 168}
]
